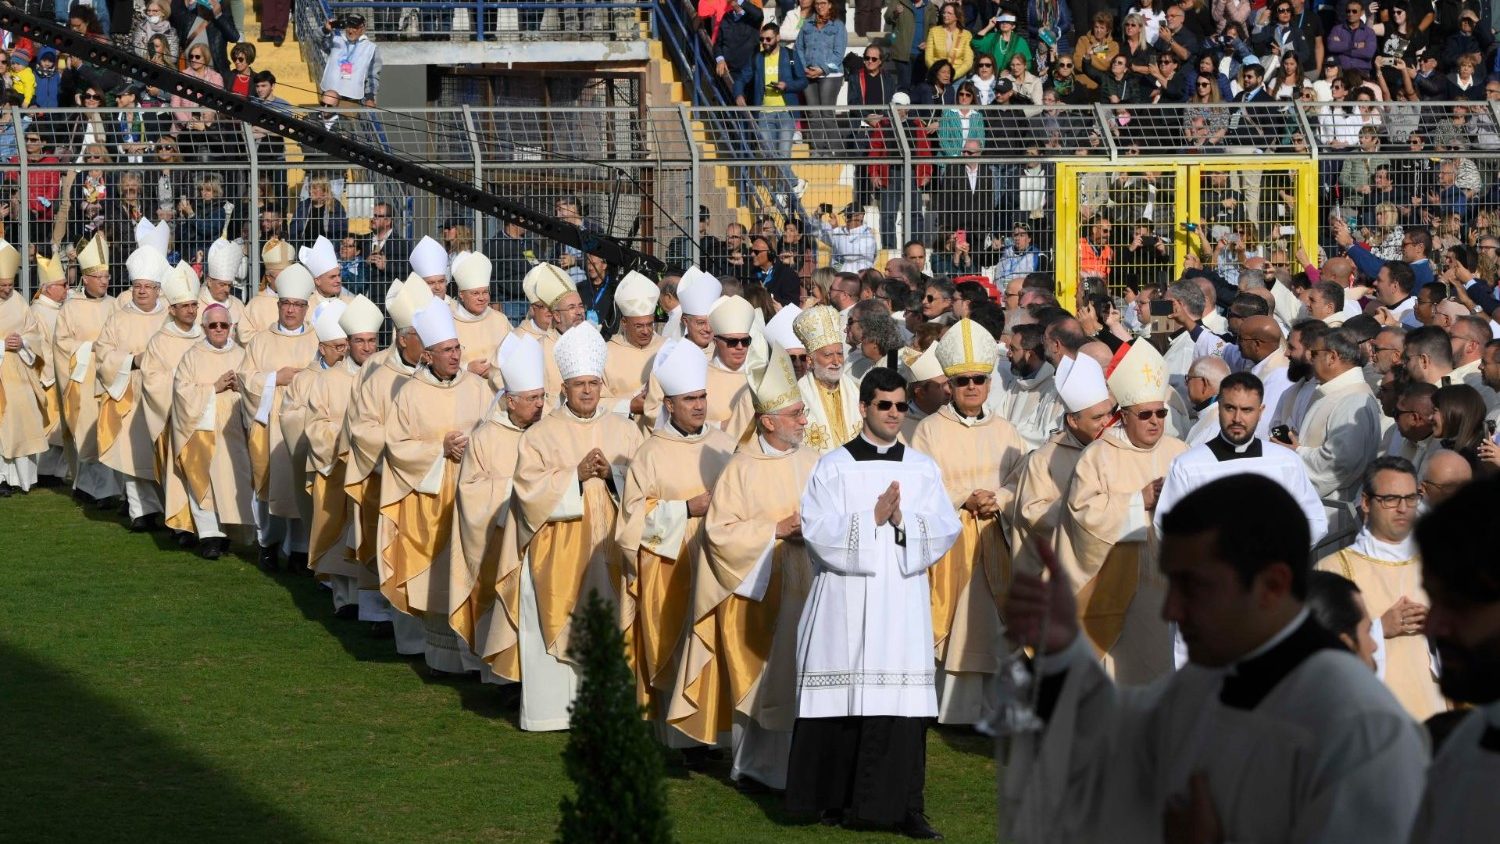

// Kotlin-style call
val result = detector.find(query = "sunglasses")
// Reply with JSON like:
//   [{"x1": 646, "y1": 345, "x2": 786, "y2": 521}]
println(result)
[
  {"x1": 716, "y1": 335, "x2": 752, "y2": 348},
  {"x1": 870, "y1": 400, "x2": 910, "y2": 412},
  {"x1": 1057, "y1": 62, "x2": 1072, "y2": 68},
  {"x1": 204, "y1": 321, "x2": 231, "y2": 329},
  {"x1": 864, "y1": 56, "x2": 882, "y2": 62},
  {"x1": 1131, "y1": 408, "x2": 1170, "y2": 420},
  {"x1": 952, "y1": 374, "x2": 988, "y2": 387},
  {"x1": 977, "y1": 62, "x2": 994, "y2": 68}
]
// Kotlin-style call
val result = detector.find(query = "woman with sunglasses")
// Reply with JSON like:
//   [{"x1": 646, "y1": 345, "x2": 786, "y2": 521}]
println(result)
[
  {"x1": 225, "y1": 43, "x2": 256, "y2": 97},
  {"x1": 172, "y1": 46, "x2": 223, "y2": 132}
]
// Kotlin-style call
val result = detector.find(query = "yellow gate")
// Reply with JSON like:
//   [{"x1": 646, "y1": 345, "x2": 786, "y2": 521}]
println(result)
[{"x1": 1053, "y1": 158, "x2": 1319, "y2": 308}]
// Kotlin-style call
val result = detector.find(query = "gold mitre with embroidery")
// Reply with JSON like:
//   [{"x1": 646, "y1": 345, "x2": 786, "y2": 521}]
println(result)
[
  {"x1": 934, "y1": 318, "x2": 998, "y2": 377},
  {"x1": 793, "y1": 304, "x2": 842, "y2": 353},
  {"x1": 751, "y1": 343, "x2": 801, "y2": 413},
  {"x1": 77, "y1": 234, "x2": 109, "y2": 272},
  {"x1": 1107, "y1": 340, "x2": 1169, "y2": 407}
]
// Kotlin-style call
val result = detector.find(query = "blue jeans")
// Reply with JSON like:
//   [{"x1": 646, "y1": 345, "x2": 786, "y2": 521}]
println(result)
[{"x1": 756, "y1": 109, "x2": 798, "y2": 196}]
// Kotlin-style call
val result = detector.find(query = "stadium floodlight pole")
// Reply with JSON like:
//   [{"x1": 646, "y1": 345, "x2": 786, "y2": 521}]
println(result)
[{"x1": 0, "y1": 3, "x2": 665, "y2": 276}]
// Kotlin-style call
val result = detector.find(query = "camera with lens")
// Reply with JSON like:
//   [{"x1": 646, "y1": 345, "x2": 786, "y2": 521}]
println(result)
[{"x1": 329, "y1": 12, "x2": 365, "y2": 30}]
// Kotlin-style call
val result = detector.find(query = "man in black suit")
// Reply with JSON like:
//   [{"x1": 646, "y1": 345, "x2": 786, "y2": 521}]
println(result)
[
  {"x1": 362, "y1": 201, "x2": 410, "y2": 289},
  {"x1": 933, "y1": 138, "x2": 1000, "y2": 244},
  {"x1": 750, "y1": 234, "x2": 801, "y2": 306}
]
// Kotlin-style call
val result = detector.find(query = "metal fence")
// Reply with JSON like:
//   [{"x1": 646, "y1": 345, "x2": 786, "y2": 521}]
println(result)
[
  {"x1": 297, "y1": 0, "x2": 647, "y2": 49},
  {"x1": 8, "y1": 101, "x2": 1500, "y2": 306}
]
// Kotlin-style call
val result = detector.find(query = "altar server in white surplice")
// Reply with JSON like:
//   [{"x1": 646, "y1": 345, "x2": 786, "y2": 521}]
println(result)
[
  {"x1": 1004, "y1": 474, "x2": 1427, "y2": 844},
  {"x1": 784, "y1": 366, "x2": 961, "y2": 840}
]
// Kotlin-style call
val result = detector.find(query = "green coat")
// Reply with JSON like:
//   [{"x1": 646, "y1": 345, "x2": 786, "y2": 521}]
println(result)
[
  {"x1": 883, "y1": 0, "x2": 939, "y2": 61},
  {"x1": 972, "y1": 30, "x2": 1033, "y2": 73}
]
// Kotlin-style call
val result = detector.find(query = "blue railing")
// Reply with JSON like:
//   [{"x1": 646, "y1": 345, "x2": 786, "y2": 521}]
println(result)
[{"x1": 302, "y1": 0, "x2": 649, "y2": 43}]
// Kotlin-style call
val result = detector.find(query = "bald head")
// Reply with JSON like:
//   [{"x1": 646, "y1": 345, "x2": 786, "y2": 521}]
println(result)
[
  {"x1": 1187, "y1": 355, "x2": 1231, "y2": 405},
  {"x1": 1239, "y1": 315, "x2": 1283, "y2": 364},
  {"x1": 1079, "y1": 341, "x2": 1114, "y2": 370},
  {"x1": 1420, "y1": 449, "x2": 1473, "y2": 506},
  {"x1": 1193, "y1": 276, "x2": 1217, "y2": 309},
  {"x1": 1321, "y1": 257, "x2": 1356, "y2": 286}
]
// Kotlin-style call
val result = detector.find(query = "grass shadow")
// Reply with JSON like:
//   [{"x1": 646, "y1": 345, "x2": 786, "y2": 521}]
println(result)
[
  {"x1": 933, "y1": 722, "x2": 994, "y2": 758},
  {"x1": 0, "y1": 641, "x2": 317, "y2": 841}
]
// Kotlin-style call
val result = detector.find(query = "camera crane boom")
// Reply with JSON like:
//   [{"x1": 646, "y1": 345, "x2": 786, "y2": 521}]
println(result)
[{"x1": 0, "y1": 3, "x2": 666, "y2": 275}]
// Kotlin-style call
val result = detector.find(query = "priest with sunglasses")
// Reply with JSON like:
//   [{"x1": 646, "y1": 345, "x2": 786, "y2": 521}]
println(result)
[
  {"x1": 786, "y1": 365, "x2": 960, "y2": 839},
  {"x1": 1054, "y1": 340, "x2": 1187, "y2": 684},
  {"x1": 908, "y1": 319, "x2": 1027, "y2": 727}
]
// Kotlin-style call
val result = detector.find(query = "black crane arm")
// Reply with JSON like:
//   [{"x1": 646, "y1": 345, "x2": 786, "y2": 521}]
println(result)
[{"x1": 0, "y1": 3, "x2": 665, "y2": 274}]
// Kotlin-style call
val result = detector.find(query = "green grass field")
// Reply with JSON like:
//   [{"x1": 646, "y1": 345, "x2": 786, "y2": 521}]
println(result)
[{"x1": 0, "y1": 488, "x2": 999, "y2": 842}]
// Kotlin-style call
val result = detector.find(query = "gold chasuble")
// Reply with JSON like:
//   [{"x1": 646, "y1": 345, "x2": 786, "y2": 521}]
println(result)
[
  {"x1": 0, "y1": 292, "x2": 47, "y2": 461},
  {"x1": 237, "y1": 324, "x2": 318, "y2": 516},
  {"x1": 235, "y1": 289, "x2": 280, "y2": 346},
  {"x1": 196, "y1": 287, "x2": 245, "y2": 328},
  {"x1": 795, "y1": 371, "x2": 862, "y2": 453},
  {"x1": 451, "y1": 302, "x2": 511, "y2": 392},
  {"x1": 278, "y1": 360, "x2": 326, "y2": 528},
  {"x1": 1318, "y1": 538, "x2": 1447, "y2": 720},
  {"x1": 169, "y1": 338, "x2": 252, "y2": 526},
  {"x1": 376, "y1": 366, "x2": 491, "y2": 615},
  {"x1": 451, "y1": 405, "x2": 533, "y2": 676},
  {"x1": 1008, "y1": 427, "x2": 1090, "y2": 576},
  {"x1": 615, "y1": 423, "x2": 738, "y2": 706},
  {"x1": 343, "y1": 349, "x2": 418, "y2": 580},
  {"x1": 93, "y1": 300, "x2": 168, "y2": 479},
  {"x1": 28, "y1": 293, "x2": 64, "y2": 451},
  {"x1": 603, "y1": 332, "x2": 663, "y2": 415},
  {"x1": 139, "y1": 321, "x2": 205, "y2": 529},
  {"x1": 667, "y1": 437, "x2": 818, "y2": 745},
  {"x1": 511, "y1": 404, "x2": 643, "y2": 664},
  {"x1": 53, "y1": 292, "x2": 113, "y2": 463},
  {"x1": 1055, "y1": 426, "x2": 1186, "y2": 684},
  {"x1": 303, "y1": 356, "x2": 364, "y2": 581},
  {"x1": 909, "y1": 405, "x2": 1027, "y2": 712}
]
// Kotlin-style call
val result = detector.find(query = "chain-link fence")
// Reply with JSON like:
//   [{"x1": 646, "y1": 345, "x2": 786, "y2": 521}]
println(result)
[{"x1": 8, "y1": 101, "x2": 1500, "y2": 308}]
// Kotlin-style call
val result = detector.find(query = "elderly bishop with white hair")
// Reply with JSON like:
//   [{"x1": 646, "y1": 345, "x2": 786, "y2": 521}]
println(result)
[{"x1": 793, "y1": 305, "x2": 862, "y2": 453}]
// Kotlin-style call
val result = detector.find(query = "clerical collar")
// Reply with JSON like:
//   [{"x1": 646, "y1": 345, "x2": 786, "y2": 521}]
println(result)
[
  {"x1": 275, "y1": 322, "x2": 307, "y2": 335},
  {"x1": 949, "y1": 403, "x2": 986, "y2": 426},
  {"x1": 845, "y1": 432, "x2": 904, "y2": 461},
  {"x1": 1206, "y1": 434, "x2": 1262, "y2": 461},
  {"x1": 1349, "y1": 527, "x2": 1416, "y2": 562},
  {"x1": 1012, "y1": 361, "x2": 1051, "y2": 389},
  {"x1": 713, "y1": 355, "x2": 742, "y2": 373},
  {"x1": 424, "y1": 366, "x2": 458, "y2": 384},
  {"x1": 1219, "y1": 609, "x2": 1343, "y2": 710},
  {"x1": 1193, "y1": 395, "x2": 1217, "y2": 414},
  {"x1": 397, "y1": 348, "x2": 421, "y2": 368}
]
